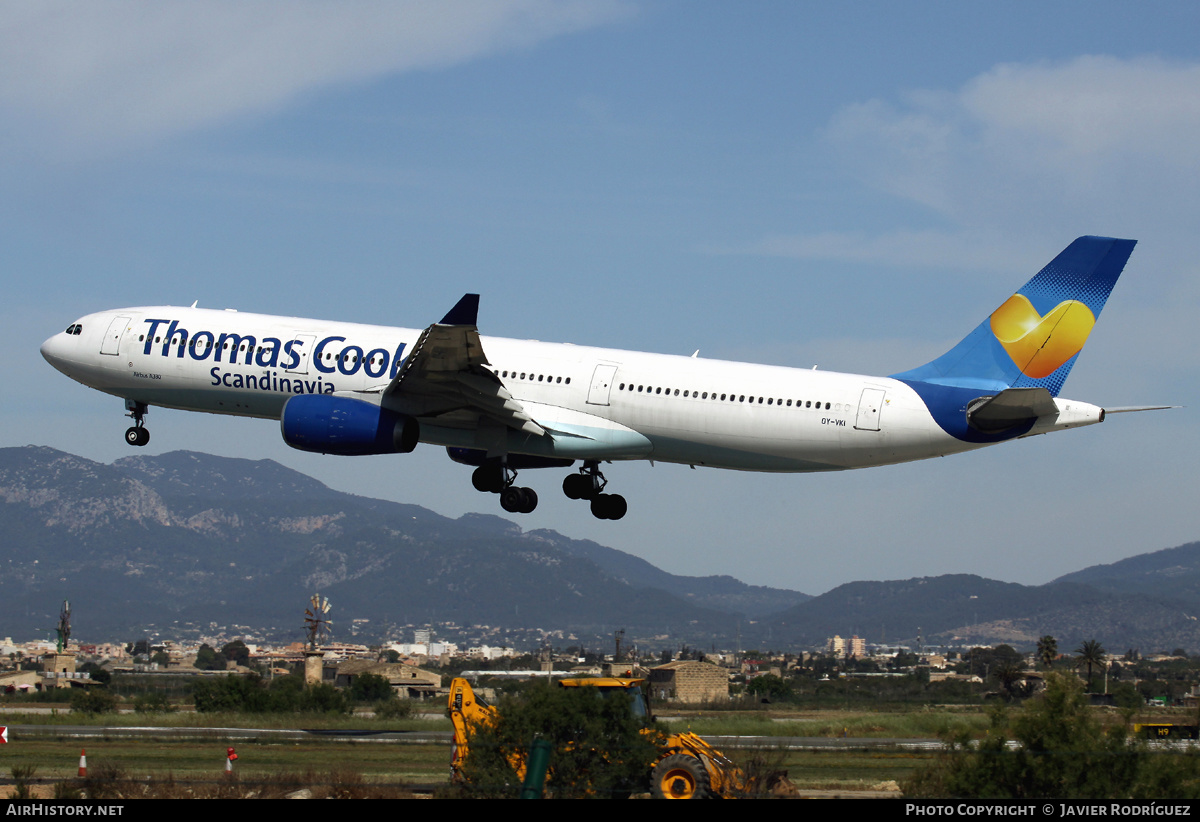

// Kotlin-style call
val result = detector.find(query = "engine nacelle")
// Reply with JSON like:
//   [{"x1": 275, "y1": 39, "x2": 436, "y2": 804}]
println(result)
[{"x1": 281, "y1": 395, "x2": 419, "y2": 456}]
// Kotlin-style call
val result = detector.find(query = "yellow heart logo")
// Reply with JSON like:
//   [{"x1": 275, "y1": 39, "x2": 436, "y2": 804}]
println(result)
[{"x1": 990, "y1": 294, "x2": 1096, "y2": 379}]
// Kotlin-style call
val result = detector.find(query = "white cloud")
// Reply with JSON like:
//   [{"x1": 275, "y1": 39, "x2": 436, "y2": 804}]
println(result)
[
  {"x1": 756, "y1": 56, "x2": 1200, "y2": 273},
  {"x1": 961, "y1": 57, "x2": 1200, "y2": 163},
  {"x1": 0, "y1": 0, "x2": 627, "y2": 155}
]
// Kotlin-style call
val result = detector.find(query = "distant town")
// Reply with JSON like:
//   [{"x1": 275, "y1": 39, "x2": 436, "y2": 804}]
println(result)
[{"x1": 5, "y1": 628, "x2": 1199, "y2": 710}]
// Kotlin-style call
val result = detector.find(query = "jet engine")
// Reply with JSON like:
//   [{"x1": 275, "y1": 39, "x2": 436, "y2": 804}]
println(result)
[{"x1": 281, "y1": 395, "x2": 419, "y2": 456}]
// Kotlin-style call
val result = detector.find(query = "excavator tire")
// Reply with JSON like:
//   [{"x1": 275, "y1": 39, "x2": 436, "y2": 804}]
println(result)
[{"x1": 651, "y1": 753, "x2": 710, "y2": 799}]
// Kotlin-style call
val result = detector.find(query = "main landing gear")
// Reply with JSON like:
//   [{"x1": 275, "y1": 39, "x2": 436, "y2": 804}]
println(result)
[
  {"x1": 469, "y1": 458, "x2": 627, "y2": 519},
  {"x1": 563, "y1": 461, "x2": 627, "y2": 520},
  {"x1": 471, "y1": 461, "x2": 538, "y2": 514},
  {"x1": 124, "y1": 400, "x2": 149, "y2": 447}
]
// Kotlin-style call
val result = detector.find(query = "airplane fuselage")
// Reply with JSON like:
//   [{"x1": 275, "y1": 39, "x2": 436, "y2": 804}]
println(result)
[{"x1": 40, "y1": 305, "x2": 1101, "y2": 475}]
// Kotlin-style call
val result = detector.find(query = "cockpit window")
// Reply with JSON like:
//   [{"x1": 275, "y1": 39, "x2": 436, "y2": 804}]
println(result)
[{"x1": 65, "y1": 324, "x2": 82, "y2": 335}]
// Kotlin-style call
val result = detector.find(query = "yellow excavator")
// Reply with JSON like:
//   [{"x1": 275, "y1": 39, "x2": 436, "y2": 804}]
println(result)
[{"x1": 448, "y1": 675, "x2": 791, "y2": 798}]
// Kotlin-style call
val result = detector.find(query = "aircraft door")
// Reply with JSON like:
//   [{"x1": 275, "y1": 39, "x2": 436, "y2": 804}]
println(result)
[
  {"x1": 586, "y1": 363, "x2": 618, "y2": 406},
  {"x1": 855, "y1": 387, "x2": 885, "y2": 431},
  {"x1": 286, "y1": 334, "x2": 317, "y2": 374},
  {"x1": 99, "y1": 315, "x2": 131, "y2": 356}
]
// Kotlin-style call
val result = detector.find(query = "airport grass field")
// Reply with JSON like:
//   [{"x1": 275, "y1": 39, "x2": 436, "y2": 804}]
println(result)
[
  {"x1": 3, "y1": 704, "x2": 1193, "y2": 797},
  {"x1": 0, "y1": 706, "x2": 970, "y2": 796}
]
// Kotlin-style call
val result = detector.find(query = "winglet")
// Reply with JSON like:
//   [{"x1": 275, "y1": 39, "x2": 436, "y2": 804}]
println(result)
[{"x1": 440, "y1": 294, "x2": 479, "y2": 326}]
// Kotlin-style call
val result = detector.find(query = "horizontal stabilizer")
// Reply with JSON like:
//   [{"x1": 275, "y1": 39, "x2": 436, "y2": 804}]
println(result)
[
  {"x1": 1103, "y1": 405, "x2": 1179, "y2": 414},
  {"x1": 966, "y1": 387, "x2": 1058, "y2": 432}
]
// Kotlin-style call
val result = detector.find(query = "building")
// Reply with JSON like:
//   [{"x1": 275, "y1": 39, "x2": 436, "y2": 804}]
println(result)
[
  {"x1": 331, "y1": 660, "x2": 441, "y2": 699},
  {"x1": 648, "y1": 660, "x2": 728, "y2": 704}
]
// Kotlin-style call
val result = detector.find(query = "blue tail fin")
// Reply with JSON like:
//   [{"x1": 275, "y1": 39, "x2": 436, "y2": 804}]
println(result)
[
  {"x1": 892, "y1": 236, "x2": 1136, "y2": 395},
  {"x1": 891, "y1": 236, "x2": 1135, "y2": 441}
]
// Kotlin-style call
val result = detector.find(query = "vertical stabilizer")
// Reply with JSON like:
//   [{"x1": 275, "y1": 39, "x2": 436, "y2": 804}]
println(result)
[
  {"x1": 892, "y1": 236, "x2": 1136, "y2": 441},
  {"x1": 893, "y1": 236, "x2": 1135, "y2": 395}
]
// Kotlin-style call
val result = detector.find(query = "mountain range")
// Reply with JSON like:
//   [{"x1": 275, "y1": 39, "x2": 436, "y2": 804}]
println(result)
[{"x1": 1, "y1": 445, "x2": 1198, "y2": 654}]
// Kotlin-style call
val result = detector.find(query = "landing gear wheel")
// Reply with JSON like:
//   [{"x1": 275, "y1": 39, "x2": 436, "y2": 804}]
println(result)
[
  {"x1": 606, "y1": 493, "x2": 626, "y2": 520},
  {"x1": 500, "y1": 486, "x2": 524, "y2": 513},
  {"x1": 590, "y1": 493, "x2": 627, "y2": 520},
  {"x1": 472, "y1": 464, "x2": 505, "y2": 493},
  {"x1": 651, "y1": 754, "x2": 710, "y2": 799},
  {"x1": 124, "y1": 400, "x2": 149, "y2": 446},
  {"x1": 499, "y1": 486, "x2": 538, "y2": 514},
  {"x1": 563, "y1": 473, "x2": 595, "y2": 500}
]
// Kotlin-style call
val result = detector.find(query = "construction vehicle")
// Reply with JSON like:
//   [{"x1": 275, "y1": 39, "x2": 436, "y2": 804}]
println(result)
[{"x1": 448, "y1": 675, "x2": 791, "y2": 798}]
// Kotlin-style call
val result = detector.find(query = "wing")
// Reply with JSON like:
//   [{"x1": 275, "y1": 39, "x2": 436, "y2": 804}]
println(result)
[{"x1": 366, "y1": 294, "x2": 546, "y2": 437}]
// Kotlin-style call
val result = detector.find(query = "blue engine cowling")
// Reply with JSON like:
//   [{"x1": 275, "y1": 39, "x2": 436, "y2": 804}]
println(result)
[{"x1": 281, "y1": 395, "x2": 419, "y2": 456}]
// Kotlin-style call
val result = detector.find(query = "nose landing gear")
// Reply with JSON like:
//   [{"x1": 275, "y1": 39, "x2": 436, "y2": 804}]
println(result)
[
  {"x1": 124, "y1": 400, "x2": 149, "y2": 447},
  {"x1": 563, "y1": 461, "x2": 627, "y2": 520}
]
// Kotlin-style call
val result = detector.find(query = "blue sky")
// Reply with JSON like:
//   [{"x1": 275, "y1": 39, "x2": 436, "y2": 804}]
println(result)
[{"x1": 5, "y1": 1, "x2": 1197, "y2": 597}]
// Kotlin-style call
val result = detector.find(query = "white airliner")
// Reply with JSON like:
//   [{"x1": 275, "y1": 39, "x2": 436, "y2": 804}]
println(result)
[{"x1": 41, "y1": 236, "x2": 1164, "y2": 520}]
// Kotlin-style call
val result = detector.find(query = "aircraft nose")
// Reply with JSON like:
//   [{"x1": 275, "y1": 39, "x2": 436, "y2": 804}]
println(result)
[{"x1": 41, "y1": 332, "x2": 70, "y2": 372}]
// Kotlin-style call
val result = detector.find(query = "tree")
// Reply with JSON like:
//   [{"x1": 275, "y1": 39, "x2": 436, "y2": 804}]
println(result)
[
  {"x1": 1076, "y1": 640, "x2": 1107, "y2": 693},
  {"x1": 192, "y1": 673, "x2": 351, "y2": 714},
  {"x1": 351, "y1": 672, "x2": 394, "y2": 702},
  {"x1": 904, "y1": 673, "x2": 1200, "y2": 798},
  {"x1": 966, "y1": 644, "x2": 1023, "y2": 679},
  {"x1": 221, "y1": 640, "x2": 250, "y2": 668},
  {"x1": 194, "y1": 644, "x2": 223, "y2": 671},
  {"x1": 78, "y1": 662, "x2": 112, "y2": 685},
  {"x1": 1037, "y1": 635, "x2": 1058, "y2": 670},
  {"x1": 71, "y1": 689, "x2": 118, "y2": 716},
  {"x1": 992, "y1": 657, "x2": 1028, "y2": 700},
  {"x1": 746, "y1": 674, "x2": 793, "y2": 701},
  {"x1": 459, "y1": 680, "x2": 664, "y2": 798}
]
